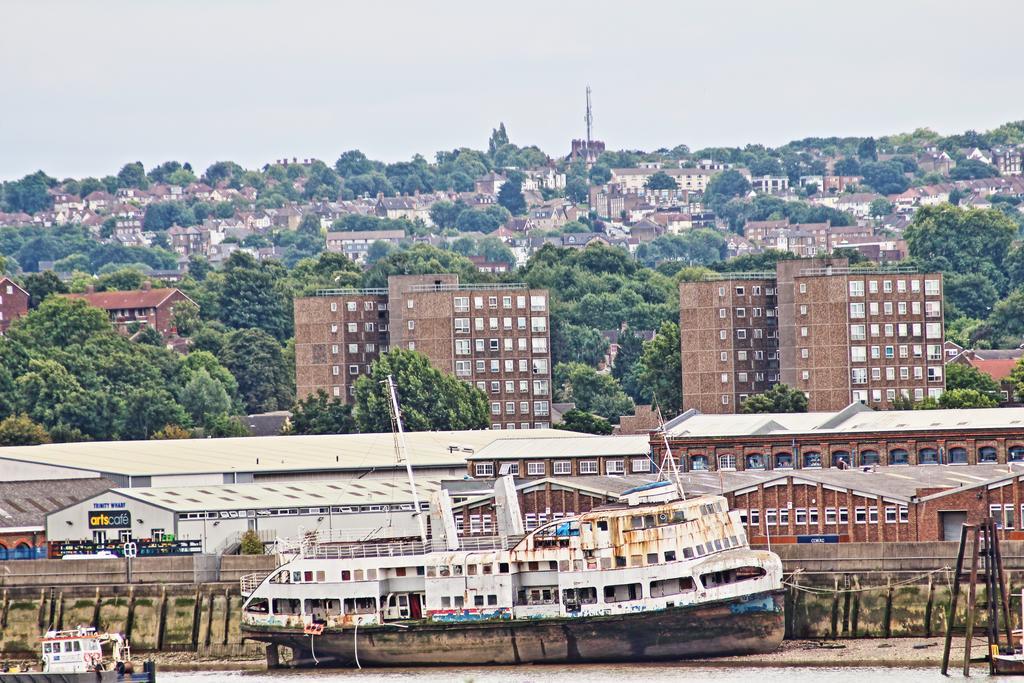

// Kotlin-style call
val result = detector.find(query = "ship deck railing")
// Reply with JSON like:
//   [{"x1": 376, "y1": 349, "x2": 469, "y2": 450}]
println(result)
[{"x1": 303, "y1": 535, "x2": 520, "y2": 560}]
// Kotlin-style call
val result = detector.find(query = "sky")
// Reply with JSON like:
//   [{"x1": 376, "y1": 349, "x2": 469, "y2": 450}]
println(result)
[{"x1": 3, "y1": 0, "x2": 1024, "y2": 181}]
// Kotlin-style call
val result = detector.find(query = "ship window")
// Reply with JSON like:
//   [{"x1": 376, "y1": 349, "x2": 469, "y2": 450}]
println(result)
[
  {"x1": 304, "y1": 571, "x2": 314, "y2": 582},
  {"x1": 468, "y1": 564, "x2": 478, "y2": 575},
  {"x1": 615, "y1": 556, "x2": 627, "y2": 568},
  {"x1": 342, "y1": 570, "x2": 351, "y2": 581},
  {"x1": 395, "y1": 567, "x2": 407, "y2": 577},
  {"x1": 647, "y1": 553, "x2": 658, "y2": 565},
  {"x1": 597, "y1": 520, "x2": 608, "y2": 531},
  {"x1": 424, "y1": 566, "x2": 435, "y2": 577},
  {"x1": 683, "y1": 547, "x2": 694, "y2": 559},
  {"x1": 650, "y1": 577, "x2": 695, "y2": 597},
  {"x1": 316, "y1": 571, "x2": 325, "y2": 582},
  {"x1": 43, "y1": 643, "x2": 52, "y2": 653},
  {"x1": 72, "y1": 641, "x2": 81, "y2": 652},
  {"x1": 631, "y1": 554, "x2": 643, "y2": 566},
  {"x1": 527, "y1": 561, "x2": 539, "y2": 571},
  {"x1": 631, "y1": 516, "x2": 644, "y2": 530},
  {"x1": 246, "y1": 598, "x2": 269, "y2": 613},
  {"x1": 441, "y1": 597, "x2": 450, "y2": 608},
  {"x1": 672, "y1": 510, "x2": 686, "y2": 523},
  {"x1": 488, "y1": 595, "x2": 498, "y2": 606},
  {"x1": 474, "y1": 595, "x2": 485, "y2": 607},
  {"x1": 499, "y1": 563, "x2": 509, "y2": 573},
  {"x1": 483, "y1": 563, "x2": 493, "y2": 575},
  {"x1": 354, "y1": 569, "x2": 364, "y2": 581},
  {"x1": 604, "y1": 582, "x2": 643, "y2": 603},
  {"x1": 665, "y1": 550, "x2": 676, "y2": 562},
  {"x1": 292, "y1": 571, "x2": 301, "y2": 583}
]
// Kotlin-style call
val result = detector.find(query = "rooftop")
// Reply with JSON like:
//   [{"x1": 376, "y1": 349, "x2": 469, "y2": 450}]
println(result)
[
  {"x1": 468, "y1": 435, "x2": 651, "y2": 461},
  {"x1": 665, "y1": 404, "x2": 1024, "y2": 439},
  {"x1": 117, "y1": 478, "x2": 442, "y2": 512},
  {"x1": 0, "y1": 478, "x2": 115, "y2": 529},
  {"x1": 62, "y1": 288, "x2": 191, "y2": 310},
  {"x1": 0, "y1": 429, "x2": 583, "y2": 478}
]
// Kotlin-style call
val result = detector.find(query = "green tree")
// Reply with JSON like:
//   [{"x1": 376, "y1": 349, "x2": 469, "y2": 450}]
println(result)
[
  {"x1": 945, "y1": 362, "x2": 1003, "y2": 400},
  {"x1": 116, "y1": 162, "x2": 149, "y2": 189},
  {"x1": 937, "y1": 388, "x2": 998, "y2": 409},
  {"x1": 551, "y1": 321, "x2": 609, "y2": 367},
  {"x1": 205, "y1": 414, "x2": 251, "y2": 438},
  {"x1": 905, "y1": 205, "x2": 1017, "y2": 292},
  {"x1": 1008, "y1": 357, "x2": 1024, "y2": 401},
  {"x1": 645, "y1": 172, "x2": 679, "y2": 190},
  {"x1": 832, "y1": 157, "x2": 861, "y2": 176},
  {"x1": 220, "y1": 328, "x2": 293, "y2": 413},
  {"x1": 704, "y1": 170, "x2": 750, "y2": 212},
  {"x1": 565, "y1": 176, "x2": 588, "y2": 204},
  {"x1": 335, "y1": 150, "x2": 376, "y2": 177},
  {"x1": 497, "y1": 178, "x2": 527, "y2": 215},
  {"x1": 859, "y1": 161, "x2": 910, "y2": 195},
  {"x1": 218, "y1": 252, "x2": 292, "y2": 341},
  {"x1": 297, "y1": 212, "x2": 323, "y2": 239},
  {"x1": 553, "y1": 409, "x2": 613, "y2": 435},
  {"x1": 0, "y1": 414, "x2": 51, "y2": 446},
  {"x1": 553, "y1": 362, "x2": 633, "y2": 423},
  {"x1": 289, "y1": 389, "x2": 357, "y2": 434},
  {"x1": 487, "y1": 123, "x2": 510, "y2": 157},
  {"x1": 611, "y1": 328, "x2": 648, "y2": 403},
  {"x1": 945, "y1": 272, "x2": 1000, "y2": 320},
  {"x1": 950, "y1": 159, "x2": 1000, "y2": 180},
  {"x1": 240, "y1": 529, "x2": 264, "y2": 555},
  {"x1": 20, "y1": 271, "x2": 68, "y2": 308},
  {"x1": 179, "y1": 368, "x2": 232, "y2": 426},
  {"x1": 353, "y1": 349, "x2": 489, "y2": 432},
  {"x1": 857, "y1": 137, "x2": 878, "y2": 162},
  {"x1": 119, "y1": 387, "x2": 188, "y2": 440},
  {"x1": 869, "y1": 198, "x2": 893, "y2": 217},
  {"x1": 739, "y1": 384, "x2": 808, "y2": 413},
  {"x1": 637, "y1": 322, "x2": 682, "y2": 417}
]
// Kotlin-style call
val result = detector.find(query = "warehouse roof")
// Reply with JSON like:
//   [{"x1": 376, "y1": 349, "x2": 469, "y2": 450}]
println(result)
[
  {"x1": 468, "y1": 435, "x2": 651, "y2": 461},
  {"x1": 114, "y1": 478, "x2": 443, "y2": 513},
  {"x1": 665, "y1": 404, "x2": 1024, "y2": 438},
  {"x1": 0, "y1": 478, "x2": 116, "y2": 530},
  {"x1": 0, "y1": 429, "x2": 582, "y2": 478}
]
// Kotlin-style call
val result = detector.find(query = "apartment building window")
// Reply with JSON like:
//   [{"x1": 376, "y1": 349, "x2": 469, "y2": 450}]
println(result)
[
  {"x1": 503, "y1": 317, "x2": 512, "y2": 330},
  {"x1": 505, "y1": 401, "x2": 515, "y2": 414},
  {"x1": 753, "y1": 307, "x2": 763, "y2": 317},
  {"x1": 799, "y1": 304, "x2": 808, "y2": 316},
  {"x1": 718, "y1": 286, "x2": 725, "y2": 297},
  {"x1": 534, "y1": 401, "x2": 550, "y2": 416},
  {"x1": 519, "y1": 401, "x2": 529, "y2": 414},
  {"x1": 899, "y1": 345, "x2": 908, "y2": 358},
  {"x1": 735, "y1": 286, "x2": 745, "y2": 296},
  {"x1": 720, "y1": 330, "x2": 728, "y2": 340},
  {"x1": 849, "y1": 281, "x2": 864, "y2": 296},
  {"x1": 330, "y1": 323, "x2": 339, "y2": 334},
  {"x1": 801, "y1": 348, "x2": 809, "y2": 359},
  {"x1": 532, "y1": 338, "x2": 548, "y2": 353},
  {"x1": 800, "y1": 327, "x2": 808, "y2": 337},
  {"x1": 802, "y1": 370, "x2": 811, "y2": 380},
  {"x1": 579, "y1": 460, "x2": 598, "y2": 474},
  {"x1": 883, "y1": 280, "x2": 892, "y2": 293},
  {"x1": 884, "y1": 323, "x2": 893, "y2": 336},
  {"x1": 738, "y1": 372, "x2": 748, "y2": 383},
  {"x1": 606, "y1": 459, "x2": 624, "y2": 475},
  {"x1": 346, "y1": 301, "x2": 357, "y2": 312},
  {"x1": 928, "y1": 366, "x2": 943, "y2": 381},
  {"x1": 737, "y1": 350, "x2": 747, "y2": 361},
  {"x1": 502, "y1": 296, "x2": 512, "y2": 308},
  {"x1": 330, "y1": 302, "x2": 338, "y2": 312},
  {"x1": 869, "y1": 302, "x2": 879, "y2": 316},
  {"x1": 332, "y1": 386, "x2": 341, "y2": 397},
  {"x1": 504, "y1": 339, "x2": 513, "y2": 352},
  {"x1": 721, "y1": 373, "x2": 729, "y2": 384},
  {"x1": 504, "y1": 359, "x2": 514, "y2": 372},
  {"x1": 900, "y1": 367, "x2": 909, "y2": 380},
  {"x1": 332, "y1": 365, "x2": 340, "y2": 376},
  {"x1": 553, "y1": 461, "x2": 571, "y2": 475},
  {"x1": 365, "y1": 343, "x2": 375, "y2": 352},
  {"x1": 885, "y1": 346, "x2": 895, "y2": 359},
  {"x1": 533, "y1": 379, "x2": 549, "y2": 394},
  {"x1": 408, "y1": 342, "x2": 415, "y2": 350},
  {"x1": 474, "y1": 318, "x2": 484, "y2": 332},
  {"x1": 520, "y1": 380, "x2": 529, "y2": 392},
  {"x1": 516, "y1": 296, "x2": 526, "y2": 308},
  {"x1": 473, "y1": 339, "x2": 484, "y2": 352},
  {"x1": 530, "y1": 296, "x2": 546, "y2": 311},
  {"x1": 489, "y1": 339, "x2": 499, "y2": 351},
  {"x1": 850, "y1": 324, "x2": 866, "y2": 341},
  {"x1": 631, "y1": 457, "x2": 652, "y2": 473},
  {"x1": 455, "y1": 296, "x2": 469, "y2": 312},
  {"x1": 925, "y1": 301, "x2": 941, "y2": 318},
  {"x1": 365, "y1": 322, "x2": 375, "y2": 332},
  {"x1": 721, "y1": 395, "x2": 730, "y2": 405},
  {"x1": 753, "y1": 285, "x2": 761, "y2": 295},
  {"x1": 491, "y1": 402, "x2": 501, "y2": 415},
  {"x1": 736, "y1": 308, "x2": 746, "y2": 317},
  {"x1": 925, "y1": 279, "x2": 940, "y2": 295},
  {"x1": 489, "y1": 317, "x2": 498, "y2": 330},
  {"x1": 911, "y1": 279, "x2": 921, "y2": 293},
  {"x1": 926, "y1": 322, "x2": 941, "y2": 339},
  {"x1": 455, "y1": 340, "x2": 470, "y2": 355},
  {"x1": 473, "y1": 296, "x2": 484, "y2": 309},
  {"x1": 799, "y1": 283, "x2": 807, "y2": 294},
  {"x1": 850, "y1": 303, "x2": 865, "y2": 318},
  {"x1": 490, "y1": 360, "x2": 499, "y2": 371},
  {"x1": 455, "y1": 361, "x2": 471, "y2": 376},
  {"x1": 476, "y1": 381, "x2": 486, "y2": 391},
  {"x1": 455, "y1": 318, "x2": 470, "y2": 333},
  {"x1": 349, "y1": 365, "x2": 359, "y2": 375},
  {"x1": 488, "y1": 296, "x2": 497, "y2": 308},
  {"x1": 346, "y1": 322, "x2": 357, "y2": 333},
  {"x1": 737, "y1": 329, "x2": 747, "y2": 339},
  {"x1": 851, "y1": 368, "x2": 867, "y2": 384},
  {"x1": 885, "y1": 367, "x2": 895, "y2": 380},
  {"x1": 518, "y1": 338, "x2": 527, "y2": 351}
]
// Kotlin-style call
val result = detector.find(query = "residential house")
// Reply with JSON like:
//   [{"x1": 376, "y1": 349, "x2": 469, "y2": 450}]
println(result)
[
  {"x1": 468, "y1": 256, "x2": 512, "y2": 274},
  {"x1": 750, "y1": 176, "x2": 790, "y2": 194},
  {"x1": 950, "y1": 348, "x2": 1024, "y2": 403},
  {"x1": 325, "y1": 230, "x2": 406, "y2": 264},
  {"x1": 167, "y1": 225, "x2": 210, "y2": 257},
  {"x1": 474, "y1": 172, "x2": 507, "y2": 196},
  {"x1": 375, "y1": 194, "x2": 432, "y2": 225},
  {"x1": 62, "y1": 283, "x2": 197, "y2": 337},
  {"x1": 0, "y1": 277, "x2": 29, "y2": 335},
  {"x1": 83, "y1": 190, "x2": 115, "y2": 212},
  {"x1": 992, "y1": 147, "x2": 1023, "y2": 176},
  {"x1": 835, "y1": 192, "x2": 884, "y2": 218},
  {"x1": 560, "y1": 233, "x2": 609, "y2": 249}
]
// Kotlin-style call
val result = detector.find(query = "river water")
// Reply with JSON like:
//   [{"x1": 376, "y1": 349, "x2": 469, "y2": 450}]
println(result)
[{"x1": 159, "y1": 665, "x2": 1008, "y2": 682}]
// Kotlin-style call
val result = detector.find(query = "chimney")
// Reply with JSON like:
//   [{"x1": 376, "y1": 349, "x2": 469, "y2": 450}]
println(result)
[{"x1": 141, "y1": 280, "x2": 152, "y2": 291}]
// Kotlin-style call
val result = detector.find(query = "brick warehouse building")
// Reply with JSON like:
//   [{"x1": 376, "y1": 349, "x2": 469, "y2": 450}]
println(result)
[
  {"x1": 447, "y1": 457, "x2": 1024, "y2": 544},
  {"x1": 679, "y1": 257, "x2": 944, "y2": 413},
  {"x1": 294, "y1": 274, "x2": 553, "y2": 429}
]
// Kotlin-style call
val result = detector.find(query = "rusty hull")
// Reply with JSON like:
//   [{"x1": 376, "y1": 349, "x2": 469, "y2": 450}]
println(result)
[{"x1": 245, "y1": 589, "x2": 785, "y2": 668}]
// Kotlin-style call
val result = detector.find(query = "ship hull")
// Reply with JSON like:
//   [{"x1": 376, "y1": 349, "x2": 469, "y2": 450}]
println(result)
[{"x1": 244, "y1": 589, "x2": 784, "y2": 668}]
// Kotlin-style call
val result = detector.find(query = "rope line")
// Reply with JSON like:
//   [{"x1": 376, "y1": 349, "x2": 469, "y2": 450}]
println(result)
[{"x1": 782, "y1": 566, "x2": 952, "y2": 594}]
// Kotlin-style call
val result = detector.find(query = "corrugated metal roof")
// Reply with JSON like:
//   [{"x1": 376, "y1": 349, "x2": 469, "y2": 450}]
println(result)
[
  {"x1": 468, "y1": 436, "x2": 650, "y2": 461},
  {"x1": 666, "y1": 405, "x2": 1024, "y2": 438},
  {"x1": 0, "y1": 430, "x2": 582, "y2": 477},
  {"x1": 117, "y1": 478, "x2": 442, "y2": 512}
]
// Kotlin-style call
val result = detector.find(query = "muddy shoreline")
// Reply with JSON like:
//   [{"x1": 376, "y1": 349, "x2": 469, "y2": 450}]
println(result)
[{"x1": 0, "y1": 638, "x2": 990, "y2": 672}]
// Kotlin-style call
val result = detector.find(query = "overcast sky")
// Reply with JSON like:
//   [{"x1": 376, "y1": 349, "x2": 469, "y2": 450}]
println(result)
[{"x1": 3, "y1": 0, "x2": 1023, "y2": 181}]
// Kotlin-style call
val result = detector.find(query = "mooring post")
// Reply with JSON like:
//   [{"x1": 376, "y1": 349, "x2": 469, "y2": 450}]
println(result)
[
  {"x1": 883, "y1": 577, "x2": 893, "y2": 638},
  {"x1": 92, "y1": 588, "x2": 102, "y2": 631},
  {"x1": 190, "y1": 588, "x2": 202, "y2": 652},
  {"x1": 222, "y1": 589, "x2": 231, "y2": 646},
  {"x1": 925, "y1": 575, "x2": 935, "y2": 638},
  {"x1": 964, "y1": 525, "x2": 982, "y2": 677},
  {"x1": 830, "y1": 577, "x2": 840, "y2": 639},
  {"x1": 942, "y1": 523, "x2": 970, "y2": 676},
  {"x1": 156, "y1": 587, "x2": 168, "y2": 651}
]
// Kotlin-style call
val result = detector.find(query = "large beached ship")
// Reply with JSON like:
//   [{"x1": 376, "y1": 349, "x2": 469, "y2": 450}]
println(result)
[{"x1": 238, "y1": 378, "x2": 785, "y2": 668}]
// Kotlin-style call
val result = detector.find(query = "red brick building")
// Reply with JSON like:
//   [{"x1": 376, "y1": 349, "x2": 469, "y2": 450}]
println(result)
[
  {"x1": 0, "y1": 478, "x2": 114, "y2": 560},
  {"x1": 294, "y1": 274, "x2": 553, "y2": 429},
  {"x1": 62, "y1": 284, "x2": 196, "y2": 337},
  {"x1": 0, "y1": 277, "x2": 29, "y2": 335}
]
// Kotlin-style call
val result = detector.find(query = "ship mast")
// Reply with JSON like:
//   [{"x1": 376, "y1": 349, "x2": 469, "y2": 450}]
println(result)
[
  {"x1": 655, "y1": 401, "x2": 686, "y2": 501},
  {"x1": 384, "y1": 374, "x2": 428, "y2": 543}
]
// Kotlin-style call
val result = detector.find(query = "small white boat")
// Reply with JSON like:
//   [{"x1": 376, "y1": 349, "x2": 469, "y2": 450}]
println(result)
[{"x1": 0, "y1": 627, "x2": 156, "y2": 682}]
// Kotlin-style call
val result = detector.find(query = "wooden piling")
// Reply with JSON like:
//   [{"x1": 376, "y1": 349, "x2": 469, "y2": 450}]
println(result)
[
  {"x1": 829, "y1": 577, "x2": 840, "y2": 639},
  {"x1": 204, "y1": 592, "x2": 215, "y2": 647},
  {"x1": 883, "y1": 577, "x2": 893, "y2": 638},
  {"x1": 222, "y1": 589, "x2": 231, "y2": 646},
  {"x1": 156, "y1": 587, "x2": 168, "y2": 651},
  {"x1": 190, "y1": 588, "x2": 202, "y2": 652},
  {"x1": 125, "y1": 587, "x2": 136, "y2": 642},
  {"x1": 1, "y1": 589, "x2": 9, "y2": 630},
  {"x1": 964, "y1": 525, "x2": 982, "y2": 677},
  {"x1": 91, "y1": 588, "x2": 102, "y2": 631},
  {"x1": 924, "y1": 575, "x2": 935, "y2": 638}
]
